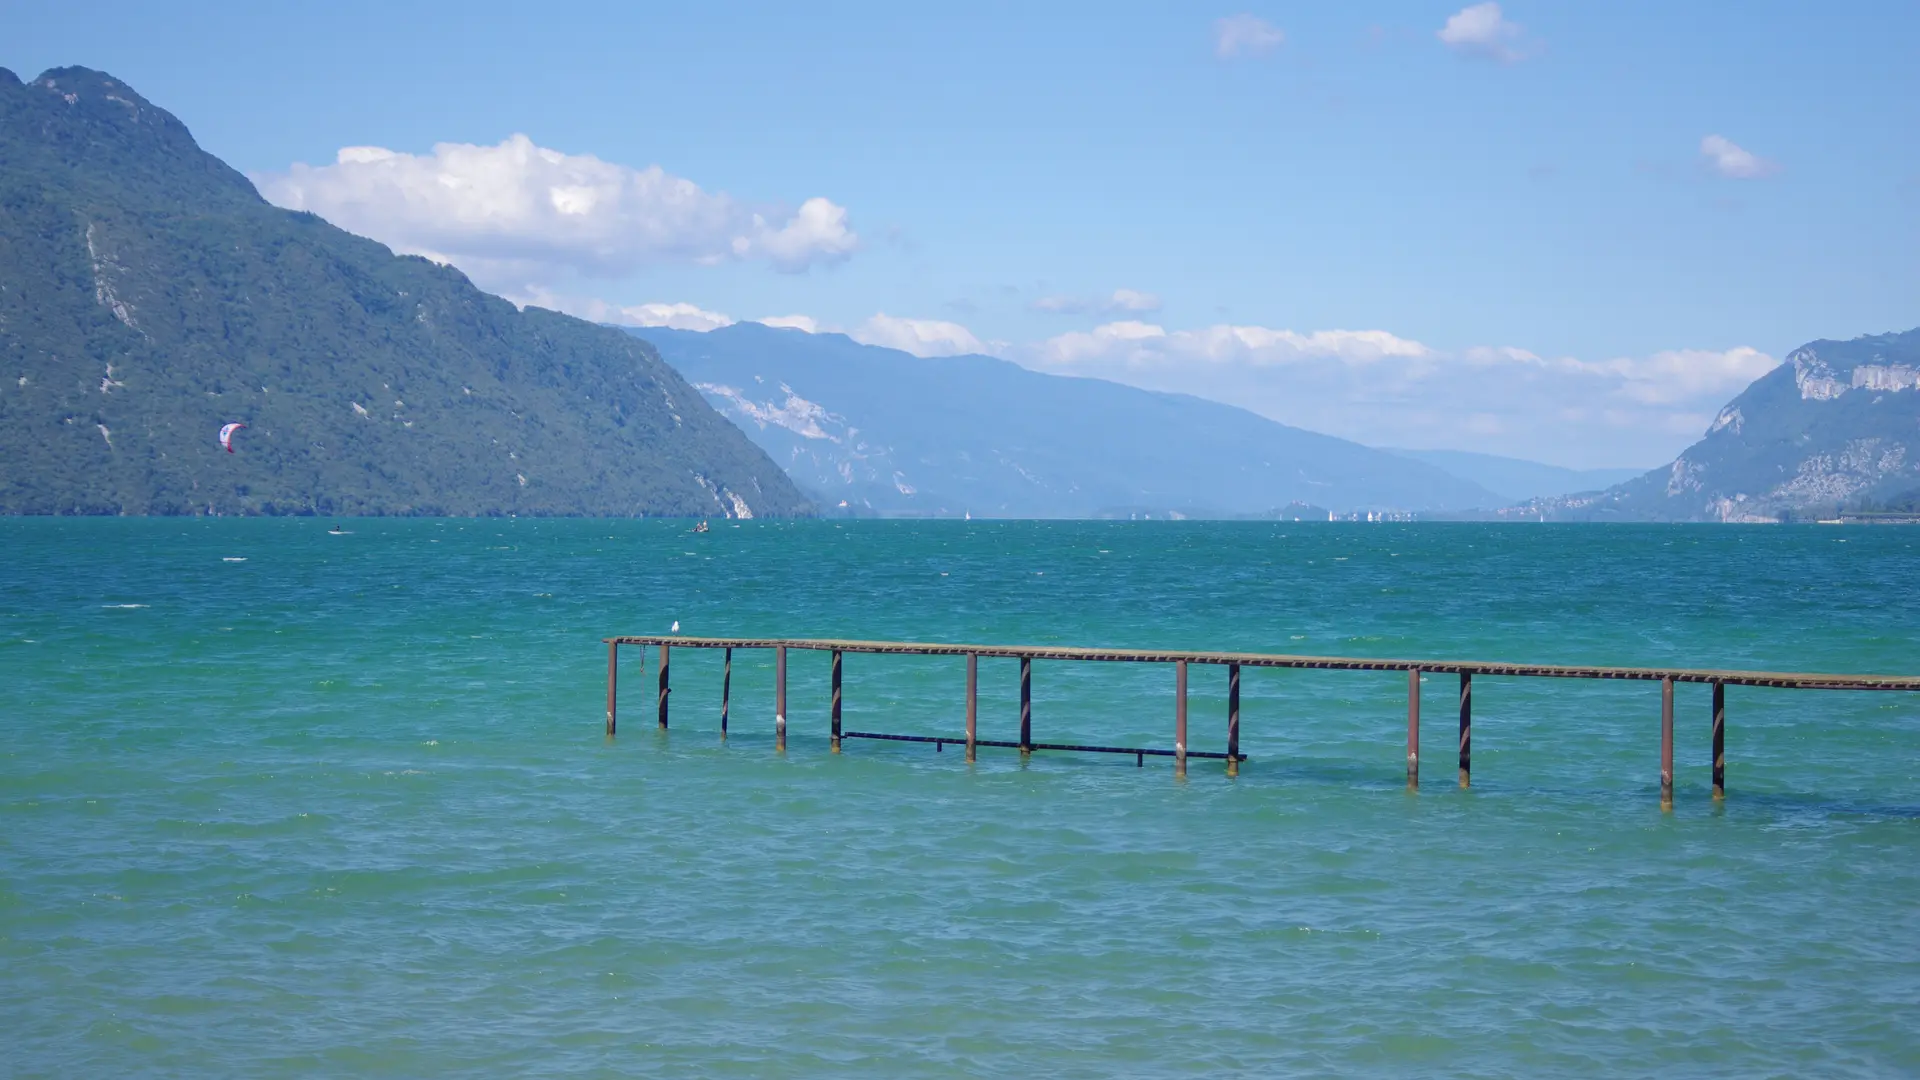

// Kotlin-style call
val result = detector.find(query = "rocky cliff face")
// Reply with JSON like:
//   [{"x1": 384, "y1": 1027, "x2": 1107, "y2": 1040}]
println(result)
[{"x1": 1544, "y1": 328, "x2": 1920, "y2": 521}]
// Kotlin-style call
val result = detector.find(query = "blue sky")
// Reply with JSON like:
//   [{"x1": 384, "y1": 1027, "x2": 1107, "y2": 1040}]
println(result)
[{"x1": 11, "y1": 1, "x2": 1918, "y2": 467}]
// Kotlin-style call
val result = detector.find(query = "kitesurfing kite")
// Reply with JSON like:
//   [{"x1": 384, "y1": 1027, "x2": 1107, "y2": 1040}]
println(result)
[{"x1": 218, "y1": 422, "x2": 246, "y2": 453}]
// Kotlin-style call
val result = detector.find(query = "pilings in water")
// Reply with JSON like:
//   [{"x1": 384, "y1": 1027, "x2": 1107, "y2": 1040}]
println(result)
[
  {"x1": 1225, "y1": 663, "x2": 1240, "y2": 779},
  {"x1": 775, "y1": 645, "x2": 787, "y2": 751},
  {"x1": 601, "y1": 634, "x2": 1920, "y2": 803},
  {"x1": 1407, "y1": 668, "x2": 1421, "y2": 790},
  {"x1": 1459, "y1": 672, "x2": 1472, "y2": 789},
  {"x1": 721, "y1": 647, "x2": 732, "y2": 739},
  {"x1": 1174, "y1": 659, "x2": 1188, "y2": 779},
  {"x1": 657, "y1": 643, "x2": 670, "y2": 730},
  {"x1": 965, "y1": 653, "x2": 978, "y2": 763},
  {"x1": 1711, "y1": 680, "x2": 1726, "y2": 800},
  {"x1": 1660, "y1": 677, "x2": 1676, "y2": 810},
  {"x1": 605, "y1": 641, "x2": 617, "y2": 736},
  {"x1": 1019, "y1": 656, "x2": 1033, "y2": 759},
  {"x1": 831, "y1": 649, "x2": 843, "y2": 753}
]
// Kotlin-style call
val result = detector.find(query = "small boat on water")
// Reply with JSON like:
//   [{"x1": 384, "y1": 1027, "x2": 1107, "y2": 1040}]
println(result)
[{"x1": 692, "y1": 520, "x2": 710, "y2": 533}]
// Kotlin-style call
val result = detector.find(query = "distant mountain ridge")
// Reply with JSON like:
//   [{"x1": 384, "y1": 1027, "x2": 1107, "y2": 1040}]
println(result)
[
  {"x1": 1380, "y1": 448, "x2": 1647, "y2": 502},
  {"x1": 1543, "y1": 328, "x2": 1920, "y2": 521},
  {"x1": 632, "y1": 323, "x2": 1508, "y2": 516},
  {"x1": 0, "y1": 67, "x2": 805, "y2": 517}
]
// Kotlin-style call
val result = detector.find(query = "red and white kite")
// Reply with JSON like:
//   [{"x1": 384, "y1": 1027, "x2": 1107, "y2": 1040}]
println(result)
[{"x1": 218, "y1": 422, "x2": 246, "y2": 453}]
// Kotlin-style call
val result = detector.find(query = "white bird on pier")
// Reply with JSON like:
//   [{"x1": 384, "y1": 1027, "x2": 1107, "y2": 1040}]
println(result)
[{"x1": 671, "y1": 621, "x2": 680, "y2": 633}]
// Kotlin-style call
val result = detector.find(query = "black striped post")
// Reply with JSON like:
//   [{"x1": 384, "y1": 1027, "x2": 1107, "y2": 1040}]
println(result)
[
  {"x1": 657, "y1": 643, "x2": 670, "y2": 729},
  {"x1": 1711, "y1": 680, "x2": 1725, "y2": 800},
  {"x1": 721, "y1": 647, "x2": 731, "y2": 738},
  {"x1": 1019, "y1": 656, "x2": 1032, "y2": 757},
  {"x1": 831, "y1": 649, "x2": 843, "y2": 752},
  {"x1": 1226, "y1": 662, "x2": 1241, "y2": 778},
  {"x1": 1458, "y1": 671, "x2": 1472, "y2": 789}
]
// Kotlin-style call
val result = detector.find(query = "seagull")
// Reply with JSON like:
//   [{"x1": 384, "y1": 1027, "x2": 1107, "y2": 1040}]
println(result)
[{"x1": 671, "y1": 621, "x2": 680, "y2": 633}]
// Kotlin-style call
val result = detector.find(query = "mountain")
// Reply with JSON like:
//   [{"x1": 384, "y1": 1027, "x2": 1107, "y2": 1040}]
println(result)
[
  {"x1": 0, "y1": 67, "x2": 806, "y2": 517},
  {"x1": 1380, "y1": 448, "x2": 1647, "y2": 502},
  {"x1": 1544, "y1": 328, "x2": 1920, "y2": 521},
  {"x1": 629, "y1": 323, "x2": 1508, "y2": 516}
]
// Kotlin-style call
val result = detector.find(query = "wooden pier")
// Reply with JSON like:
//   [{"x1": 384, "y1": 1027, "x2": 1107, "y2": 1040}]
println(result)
[{"x1": 602, "y1": 635, "x2": 1920, "y2": 806}]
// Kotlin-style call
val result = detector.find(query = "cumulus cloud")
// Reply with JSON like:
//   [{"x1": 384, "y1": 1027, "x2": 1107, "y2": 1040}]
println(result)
[
  {"x1": 254, "y1": 135, "x2": 858, "y2": 294},
  {"x1": 615, "y1": 302, "x2": 736, "y2": 331},
  {"x1": 1025, "y1": 321, "x2": 1775, "y2": 468},
  {"x1": 756, "y1": 315, "x2": 823, "y2": 333},
  {"x1": 1214, "y1": 14, "x2": 1285, "y2": 58},
  {"x1": 1030, "y1": 288, "x2": 1164, "y2": 315},
  {"x1": 1437, "y1": 3, "x2": 1529, "y2": 62},
  {"x1": 852, "y1": 314, "x2": 988, "y2": 357},
  {"x1": 1699, "y1": 135, "x2": 1779, "y2": 179}
]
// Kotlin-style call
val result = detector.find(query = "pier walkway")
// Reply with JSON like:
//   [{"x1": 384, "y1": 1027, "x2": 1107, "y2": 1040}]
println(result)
[{"x1": 602, "y1": 635, "x2": 1920, "y2": 808}]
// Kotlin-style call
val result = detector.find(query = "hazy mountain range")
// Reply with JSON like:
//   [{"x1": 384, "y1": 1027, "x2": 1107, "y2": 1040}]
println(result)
[
  {"x1": 0, "y1": 67, "x2": 805, "y2": 517},
  {"x1": 632, "y1": 323, "x2": 1512, "y2": 516}
]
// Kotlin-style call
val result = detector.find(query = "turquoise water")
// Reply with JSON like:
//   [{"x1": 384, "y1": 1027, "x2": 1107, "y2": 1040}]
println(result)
[{"x1": 3, "y1": 519, "x2": 1918, "y2": 1077}]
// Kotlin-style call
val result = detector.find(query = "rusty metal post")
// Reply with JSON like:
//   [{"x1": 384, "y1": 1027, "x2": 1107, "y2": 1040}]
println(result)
[
  {"x1": 605, "y1": 641, "x2": 617, "y2": 736},
  {"x1": 1407, "y1": 668, "x2": 1421, "y2": 790},
  {"x1": 657, "y1": 643, "x2": 670, "y2": 729},
  {"x1": 965, "y1": 653, "x2": 978, "y2": 763},
  {"x1": 721, "y1": 647, "x2": 732, "y2": 738},
  {"x1": 1660, "y1": 677, "x2": 1675, "y2": 810},
  {"x1": 1225, "y1": 663, "x2": 1240, "y2": 778},
  {"x1": 775, "y1": 645, "x2": 788, "y2": 751},
  {"x1": 1458, "y1": 671, "x2": 1472, "y2": 789},
  {"x1": 1711, "y1": 680, "x2": 1725, "y2": 800},
  {"x1": 1174, "y1": 660, "x2": 1188, "y2": 778},
  {"x1": 831, "y1": 649, "x2": 843, "y2": 752},
  {"x1": 1019, "y1": 656, "x2": 1032, "y2": 757}
]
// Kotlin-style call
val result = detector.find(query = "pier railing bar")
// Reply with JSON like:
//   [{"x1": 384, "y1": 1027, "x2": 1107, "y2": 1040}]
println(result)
[
  {"x1": 842, "y1": 730, "x2": 1246, "y2": 761},
  {"x1": 602, "y1": 636, "x2": 1920, "y2": 692}
]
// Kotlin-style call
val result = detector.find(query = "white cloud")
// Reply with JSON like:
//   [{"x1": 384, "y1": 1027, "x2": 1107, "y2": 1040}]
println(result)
[
  {"x1": 614, "y1": 302, "x2": 736, "y2": 332},
  {"x1": 756, "y1": 315, "x2": 822, "y2": 333},
  {"x1": 254, "y1": 134, "x2": 858, "y2": 294},
  {"x1": 1437, "y1": 3, "x2": 1528, "y2": 62},
  {"x1": 1025, "y1": 321, "x2": 1776, "y2": 468},
  {"x1": 1699, "y1": 135, "x2": 1779, "y2": 179},
  {"x1": 852, "y1": 314, "x2": 987, "y2": 357},
  {"x1": 1041, "y1": 321, "x2": 1429, "y2": 367},
  {"x1": 1214, "y1": 14, "x2": 1285, "y2": 58},
  {"x1": 1030, "y1": 288, "x2": 1164, "y2": 315}
]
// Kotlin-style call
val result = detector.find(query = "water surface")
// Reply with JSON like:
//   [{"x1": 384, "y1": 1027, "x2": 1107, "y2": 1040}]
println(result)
[{"x1": 3, "y1": 520, "x2": 1917, "y2": 1076}]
